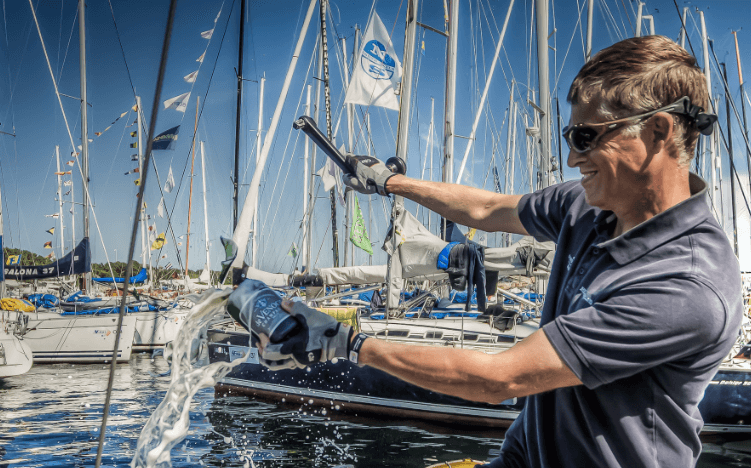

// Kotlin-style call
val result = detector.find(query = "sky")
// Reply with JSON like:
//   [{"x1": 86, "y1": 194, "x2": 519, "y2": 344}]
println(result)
[{"x1": 0, "y1": 0, "x2": 749, "y2": 276}]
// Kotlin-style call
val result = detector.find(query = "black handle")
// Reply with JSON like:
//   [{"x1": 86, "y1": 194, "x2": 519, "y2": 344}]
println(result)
[{"x1": 293, "y1": 116, "x2": 355, "y2": 175}]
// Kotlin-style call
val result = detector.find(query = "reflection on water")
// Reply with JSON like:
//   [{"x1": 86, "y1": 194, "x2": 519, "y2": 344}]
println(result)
[{"x1": 0, "y1": 354, "x2": 749, "y2": 467}]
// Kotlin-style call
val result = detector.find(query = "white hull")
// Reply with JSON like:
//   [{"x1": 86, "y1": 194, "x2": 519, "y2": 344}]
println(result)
[
  {"x1": 132, "y1": 308, "x2": 189, "y2": 351},
  {"x1": 23, "y1": 311, "x2": 137, "y2": 363},
  {"x1": 0, "y1": 311, "x2": 33, "y2": 377}
]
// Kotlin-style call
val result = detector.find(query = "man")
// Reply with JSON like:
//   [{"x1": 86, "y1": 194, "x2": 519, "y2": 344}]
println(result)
[{"x1": 231, "y1": 35, "x2": 742, "y2": 467}]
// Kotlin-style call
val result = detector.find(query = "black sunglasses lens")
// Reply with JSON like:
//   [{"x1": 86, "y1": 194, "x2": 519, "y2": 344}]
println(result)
[{"x1": 570, "y1": 127, "x2": 599, "y2": 152}]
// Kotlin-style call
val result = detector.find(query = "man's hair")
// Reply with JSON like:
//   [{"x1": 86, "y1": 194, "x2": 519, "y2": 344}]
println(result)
[{"x1": 567, "y1": 35, "x2": 708, "y2": 166}]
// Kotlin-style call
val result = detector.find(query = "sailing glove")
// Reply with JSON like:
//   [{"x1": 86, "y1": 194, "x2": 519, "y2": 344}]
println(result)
[
  {"x1": 342, "y1": 155, "x2": 396, "y2": 196},
  {"x1": 259, "y1": 301, "x2": 356, "y2": 369}
]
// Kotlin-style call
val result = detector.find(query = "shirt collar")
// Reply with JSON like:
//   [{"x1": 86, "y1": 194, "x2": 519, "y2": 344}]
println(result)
[{"x1": 593, "y1": 173, "x2": 711, "y2": 265}]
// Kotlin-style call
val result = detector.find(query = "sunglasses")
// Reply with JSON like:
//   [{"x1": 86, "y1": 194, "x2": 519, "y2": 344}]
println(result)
[{"x1": 562, "y1": 96, "x2": 718, "y2": 153}]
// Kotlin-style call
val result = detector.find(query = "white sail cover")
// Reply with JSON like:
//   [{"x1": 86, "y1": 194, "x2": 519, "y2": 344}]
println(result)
[
  {"x1": 319, "y1": 265, "x2": 388, "y2": 285},
  {"x1": 244, "y1": 266, "x2": 289, "y2": 288}
]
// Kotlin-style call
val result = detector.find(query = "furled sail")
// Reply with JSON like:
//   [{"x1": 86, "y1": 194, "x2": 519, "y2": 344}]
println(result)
[
  {"x1": 3, "y1": 238, "x2": 91, "y2": 280},
  {"x1": 93, "y1": 267, "x2": 148, "y2": 284}
]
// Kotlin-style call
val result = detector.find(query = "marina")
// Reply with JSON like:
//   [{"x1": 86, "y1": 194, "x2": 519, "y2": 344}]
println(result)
[
  {"x1": 0, "y1": 353, "x2": 749, "y2": 467},
  {"x1": 1, "y1": 0, "x2": 751, "y2": 466}
]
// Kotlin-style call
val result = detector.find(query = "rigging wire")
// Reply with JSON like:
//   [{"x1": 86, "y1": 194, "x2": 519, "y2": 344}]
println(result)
[{"x1": 95, "y1": 1, "x2": 179, "y2": 465}]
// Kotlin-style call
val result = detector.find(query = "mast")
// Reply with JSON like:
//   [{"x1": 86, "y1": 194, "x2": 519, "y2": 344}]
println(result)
[
  {"x1": 185, "y1": 96, "x2": 199, "y2": 284},
  {"x1": 733, "y1": 31, "x2": 751, "y2": 193},
  {"x1": 342, "y1": 34, "x2": 352, "y2": 267},
  {"x1": 679, "y1": 7, "x2": 688, "y2": 49},
  {"x1": 536, "y1": 0, "x2": 552, "y2": 188},
  {"x1": 305, "y1": 29, "x2": 325, "y2": 272},
  {"x1": 585, "y1": 0, "x2": 594, "y2": 62},
  {"x1": 252, "y1": 75, "x2": 265, "y2": 269},
  {"x1": 233, "y1": 0, "x2": 246, "y2": 229},
  {"x1": 319, "y1": 0, "x2": 339, "y2": 268},
  {"x1": 700, "y1": 11, "x2": 719, "y2": 220},
  {"x1": 136, "y1": 96, "x2": 152, "y2": 283},
  {"x1": 302, "y1": 85, "x2": 312, "y2": 273},
  {"x1": 200, "y1": 141, "x2": 211, "y2": 286},
  {"x1": 635, "y1": 2, "x2": 644, "y2": 37},
  {"x1": 55, "y1": 146, "x2": 65, "y2": 255},
  {"x1": 386, "y1": 0, "x2": 418, "y2": 314},
  {"x1": 455, "y1": 0, "x2": 514, "y2": 183},
  {"x1": 723, "y1": 62, "x2": 738, "y2": 254},
  {"x1": 78, "y1": 0, "x2": 91, "y2": 292},
  {"x1": 229, "y1": 0, "x2": 318, "y2": 271},
  {"x1": 443, "y1": 0, "x2": 459, "y2": 187}
]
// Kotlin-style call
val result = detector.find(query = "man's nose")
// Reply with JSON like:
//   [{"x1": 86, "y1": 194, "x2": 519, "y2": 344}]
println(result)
[{"x1": 567, "y1": 148, "x2": 586, "y2": 168}]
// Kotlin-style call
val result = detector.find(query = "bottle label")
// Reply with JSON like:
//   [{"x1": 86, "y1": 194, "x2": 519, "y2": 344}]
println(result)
[{"x1": 251, "y1": 290, "x2": 286, "y2": 337}]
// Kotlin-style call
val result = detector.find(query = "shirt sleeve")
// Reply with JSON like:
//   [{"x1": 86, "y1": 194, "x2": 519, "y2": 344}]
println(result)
[
  {"x1": 542, "y1": 275, "x2": 731, "y2": 388},
  {"x1": 517, "y1": 180, "x2": 584, "y2": 243}
]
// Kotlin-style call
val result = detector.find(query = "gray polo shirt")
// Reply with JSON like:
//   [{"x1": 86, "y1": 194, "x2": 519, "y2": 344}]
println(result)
[{"x1": 490, "y1": 174, "x2": 742, "y2": 468}]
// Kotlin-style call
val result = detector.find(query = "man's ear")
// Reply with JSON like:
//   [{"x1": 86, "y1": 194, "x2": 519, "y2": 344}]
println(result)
[{"x1": 648, "y1": 112, "x2": 674, "y2": 154}]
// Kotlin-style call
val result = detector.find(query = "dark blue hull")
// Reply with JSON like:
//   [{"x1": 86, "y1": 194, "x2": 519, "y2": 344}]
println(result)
[{"x1": 208, "y1": 329, "x2": 751, "y2": 433}]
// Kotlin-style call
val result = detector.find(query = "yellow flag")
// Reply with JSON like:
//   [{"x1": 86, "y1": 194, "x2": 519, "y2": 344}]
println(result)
[
  {"x1": 467, "y1": 228, "x2": 476, "y2": 240},
  {"x1": 132, "y1": 104, "x2": 138, "y2": 112},
  {"x1": 151, "y1": 233, "x2": 166, "y2": 250},
  {"x1": 134, "y1": 179, "x2": 140, "y2": 186}
]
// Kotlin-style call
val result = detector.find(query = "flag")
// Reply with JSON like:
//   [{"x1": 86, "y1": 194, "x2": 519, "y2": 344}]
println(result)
[
  {"x1": 46, "y1": 252, "x2": 55, "y2": 260},
  {"x1": 66, "y1": 160, "x2": 74, "y2": 166},
  {"x1": 288, "y1": 242, "x2": 298, "y2": 258},
  {"x1": 467, "y1": 228, "x2": 477, "y2": 240},
  {"x1": 421, "y1": 40, "x2": 425, "y2": 55},
  {"x1": 64, "y1": 190, "x2": 71, "y2": 196},
  {"x1": 46, "y1": 213, "x2": 60, "y2": 218},
  {"x1": 54, "y1": 171, "x2": 71, "y2": 176},
  {"x1": 163, "y1": 92, "x2": 191, "y2": 112},
  {"x1": 130, "y1": 142, "x2": 137, "y2": 148},
  {"x1": 349, "y1": 196, "x2": 373, "y2": 255},
  {"x1": 124, "y1": 168, "x2": 140, "y2": 175},
  {"x1": 344, "y1": 12, "x2": 402, "y2": 111},
  {"x1": 6, "y1": 255, "x2": 20, "y2": 265},
  {"x1": 130, "y1": 131, "x2": 137, "y2": 137},
  {"x1": 63, "y1": 180, "x2": 72, "y2": 187},
  {"x1": 164, "y1": 166, "x2": 175, "y2": 193},
  {"x1": 94, "y1": 132, "x2": 102, "y2": 137},
  {"x1": 201, "y1": 29, "x2": 214, "y2": 39},
  {"x1": 127, "y1": 119, "x2": 136, "y2": 127},
  {"x1": 196, "y1": 51, "x2": 206, "y2": 63},
  {"x1": 184, "y1": 70, "x2": 198, "y2": 83},
  {"x1": 43, "y1": 241, "x2": 52, "y2": 249},
  {"x1": 492, "y1": 166, "x2": 502, "y2": 194},
  {"x1": 317, "y1": 158, "x2": 338, "y2": 192},
  {"x1": 164, "y1": 262, "x2": 172, "y2": 270},
  {"x1": 152, "y1": 126, "x2": 180, "y2": 150},
  {"x1": 132, "y1": 104, "x2": 138, "y2": 112},
  {"x1": 134, "y1": 179, "x2": 141, "y2": 186},
  {"x1": 157, "y1": 197, "x2": 165, "y2": 218},
  {"x1": 151, "y1": 233, "x2": 166, "y2": 250},
  {"x1": 46, "y1": 227, "x2": 55, "y2": 235},
  {"x1": 131, "y1": 154, "x2": 139, "y2": 161}
]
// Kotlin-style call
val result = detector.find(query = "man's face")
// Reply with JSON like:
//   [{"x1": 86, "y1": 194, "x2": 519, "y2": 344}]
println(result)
[{"x1": 566, "y1": 100, "x2": 651, "y2": 214}]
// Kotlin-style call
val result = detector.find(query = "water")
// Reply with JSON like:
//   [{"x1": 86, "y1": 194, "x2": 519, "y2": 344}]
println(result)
[{"x1": 3, "y1": 355, "x2": 751, "y2": 466}]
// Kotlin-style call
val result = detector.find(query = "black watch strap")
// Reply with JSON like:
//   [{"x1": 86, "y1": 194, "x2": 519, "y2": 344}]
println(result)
[{"x1": 348, "y1": 331, "x2": 369, "y2": 365}]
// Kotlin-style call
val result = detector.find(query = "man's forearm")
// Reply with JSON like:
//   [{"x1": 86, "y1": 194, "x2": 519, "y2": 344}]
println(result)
[
  {"x1": 353, "y1": 329, "x2": 583, "y2": 405},
  {"x1": 384, "y1": 175, "x2": 529, "y2": 235}
]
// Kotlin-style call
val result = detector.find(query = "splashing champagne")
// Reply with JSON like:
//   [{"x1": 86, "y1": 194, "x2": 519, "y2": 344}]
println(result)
[{"x1": 131, "y1": 288, "x2": 242, "y2": 468}]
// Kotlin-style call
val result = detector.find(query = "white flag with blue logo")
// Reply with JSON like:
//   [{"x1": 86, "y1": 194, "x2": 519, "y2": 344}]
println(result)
[{"x1": 344, "y1": 12, "x2": 402, "y2": 111}]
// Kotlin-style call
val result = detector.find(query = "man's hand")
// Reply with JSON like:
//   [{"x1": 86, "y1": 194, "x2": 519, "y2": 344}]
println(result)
[
  {"x1": 256, "y1": 300, "x2": 354, "y2": 369},
  {"x1": 342, "y1": 155, "x2": 396, "y2": 196}
]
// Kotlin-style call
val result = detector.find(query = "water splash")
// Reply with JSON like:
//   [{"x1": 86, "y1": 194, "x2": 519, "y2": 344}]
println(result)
[{"x1": 131, "y1": 288, "x2": 246, "y2": 468}]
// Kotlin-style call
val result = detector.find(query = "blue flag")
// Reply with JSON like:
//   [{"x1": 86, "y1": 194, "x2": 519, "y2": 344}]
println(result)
[
  {"x1": 492, "y1": 166, "x2": 502, "y2": 194},
  {"x1": 152, "y1": 126, "x2": 180, "y2": 150}
]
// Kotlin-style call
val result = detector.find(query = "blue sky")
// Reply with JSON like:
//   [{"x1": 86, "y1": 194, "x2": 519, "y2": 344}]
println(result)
[{"x1": 0, "y1": 0, "x2": 749, "y2": 275}]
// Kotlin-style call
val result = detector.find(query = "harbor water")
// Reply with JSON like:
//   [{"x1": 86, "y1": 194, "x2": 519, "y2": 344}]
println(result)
[{"x1": 1, "y1": 353, "x2": 750, "y2": 467}]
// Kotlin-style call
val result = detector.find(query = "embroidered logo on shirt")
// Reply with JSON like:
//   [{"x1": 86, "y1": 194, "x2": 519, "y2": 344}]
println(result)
[
  {"x1": 567, "y1": 255, "x2": 575, "y2": 271},
  {"x1": 579, "y1": 287, "x2": 593, "y2": 305}
]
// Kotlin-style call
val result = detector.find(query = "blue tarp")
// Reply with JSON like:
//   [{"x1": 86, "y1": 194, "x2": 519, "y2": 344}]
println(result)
[
  {"x1": 450, "y1": 289, "x2": 477, "y2": 305},
  {"x1": 93, "y1": 268, "x2": 148, "y2": 284}
]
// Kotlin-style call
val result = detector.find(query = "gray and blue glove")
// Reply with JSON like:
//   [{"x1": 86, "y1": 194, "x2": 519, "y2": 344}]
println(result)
[
  {"x1": 342, "y1": 155, "x2": 396, "y2": 196},
  {"x1": 259, "y1": 301, "x2": 355, "y2": 369}
]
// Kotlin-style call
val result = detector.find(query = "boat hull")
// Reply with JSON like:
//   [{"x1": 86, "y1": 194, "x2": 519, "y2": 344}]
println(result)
[
  {"x1": 0, "y1": 311, "x2": 33, "y2": 377},
  {"x1": 208, "y1": 329, "x2": 523, "y2": 429},
  {"x1": 23, "y1": 311, "x2": 137, "y2": 363},
  {"x1": 209, "y1": 329, "x2": 751, "y2": 433},
  {"x1": 132, "y1": 308, "x2": 189, "y2": 352}
]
